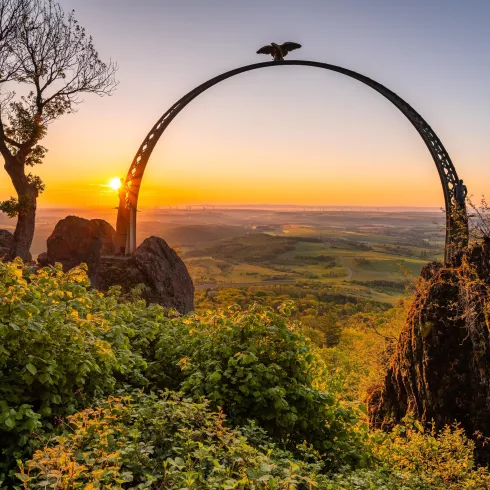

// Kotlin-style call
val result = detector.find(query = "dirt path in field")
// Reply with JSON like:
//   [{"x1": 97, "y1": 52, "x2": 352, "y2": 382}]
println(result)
[{"x1": 339, "y1": 256, "x2": 353, "y2": 281}]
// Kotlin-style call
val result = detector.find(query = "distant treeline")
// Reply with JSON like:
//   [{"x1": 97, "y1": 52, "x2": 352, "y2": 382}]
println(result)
[{"x1": 294, "y1": 254, "x2": 336, "y2": 266}]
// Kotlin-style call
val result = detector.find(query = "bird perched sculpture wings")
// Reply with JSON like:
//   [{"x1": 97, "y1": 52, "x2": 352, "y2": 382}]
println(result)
[
  {"x1": 257, "y1": 45, "x2": 274, "y2": 55},
  {"x1": 281, "y1": 42, "x2": 302, "y2": 54},
  {"x1": 257, "y1": 42, "x2": 302, "y2": 61}
]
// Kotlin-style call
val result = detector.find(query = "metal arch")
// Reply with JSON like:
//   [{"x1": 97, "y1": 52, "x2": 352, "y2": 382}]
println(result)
[{"x1": 116, "y1": 60, "x2": 468, "y2": 263}]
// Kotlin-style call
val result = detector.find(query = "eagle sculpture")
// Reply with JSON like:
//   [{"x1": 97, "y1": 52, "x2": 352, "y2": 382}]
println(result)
[{"x1": 257, "y1": 42, "x2": 302, "y2": 61}]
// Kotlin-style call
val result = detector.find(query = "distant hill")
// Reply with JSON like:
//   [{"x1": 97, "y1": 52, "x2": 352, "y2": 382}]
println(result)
[
  {"x1": 184, "y1": 233, "x2": 300, "y2": 263},
  {"x1": 162, "y1": 225, "x2": 251, "y2": 248}
]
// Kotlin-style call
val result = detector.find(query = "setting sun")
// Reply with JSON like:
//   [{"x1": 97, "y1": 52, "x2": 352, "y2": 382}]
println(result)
[{"x1": 109, "y1": 177, "x2": 121, "y2": 190}]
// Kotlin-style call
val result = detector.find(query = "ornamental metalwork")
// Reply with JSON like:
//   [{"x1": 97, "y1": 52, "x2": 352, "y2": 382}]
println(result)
[{"x1": 115, "y1": 60, "x2": 468, "y2": 263}]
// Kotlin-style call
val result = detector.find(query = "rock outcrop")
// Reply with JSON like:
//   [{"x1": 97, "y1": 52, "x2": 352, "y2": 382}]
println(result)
[
  {"x1": 43, "y1": 217, "x2": 194, "y2": 314},
  {"x1": 369, "y1": 238, "x2": 490, "y2": 464},
  {"x1": 46, "y1": 216, "x2": 116, "y2": 283},
  {"x1": 37, "y1": 251, "x2": 49, "y2": 266},
  {"x1": 96, "y1": 236, "x2": 194, "y2": 314}
]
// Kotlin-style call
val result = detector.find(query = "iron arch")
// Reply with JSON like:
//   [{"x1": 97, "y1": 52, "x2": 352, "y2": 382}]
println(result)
[{"x1": 116, "y1": 60, "x2": 468, "y2": 263}]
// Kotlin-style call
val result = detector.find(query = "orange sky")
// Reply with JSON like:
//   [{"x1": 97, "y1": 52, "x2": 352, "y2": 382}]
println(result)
[{"x1": 1, "y1": 1, "x2": 488, "y2": 210}]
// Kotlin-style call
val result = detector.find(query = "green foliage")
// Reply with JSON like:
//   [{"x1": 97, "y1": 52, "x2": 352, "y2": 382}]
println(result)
[
  {"x1": 0, "y1": 194, "x2": 35, "y2": 219},
  {"x1": 5, "y1": 100, "x2": 47, "y2": 160},
  {"x1": 0, "y1": 177, "x2": 46, "y2": 218},
  {"x1": 18, "y1": 396, "x2": 490, "y2": 490},
  {"x1": 0, "y1": 260, "x2": 367, "y2": 483},
  {"x1": 25, "y1": 174, "x2": 45, "y2": 193},
  {"x1": 303, "y1": 312, "x2": 343, "y2": 347},
  {"x1": 3, "y1": 259, "x2": 490, "y2": 489},
  {"x1": 196, "y1": 283, "x2": 388, "y2": 349},
  {"x1": 149, "y1": 304, "x2": 369, "y2": 467},
  {"x1": 369, "y1": 419, "x2": 490, "y2": 489},
  {"x1": 319, "y1": 305, "x2": 406, "y2": 401},
  {"x1": 0, "y1": 197, "x2": 21, "y2": 218},
  {"x1": 0, "y1": 260, "x2": 147, "y2": 480},
  {"x1": 20, "y1": 392, "x2": 322, "y2": 489}
]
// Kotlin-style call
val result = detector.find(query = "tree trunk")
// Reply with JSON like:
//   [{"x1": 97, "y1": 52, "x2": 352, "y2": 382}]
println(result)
[
  {"x1": 4, "y1": 158, "x2": 37, "y2": 262},
  {"x1": 9, "y1": 195, "x2": 36, "y2": 261}
]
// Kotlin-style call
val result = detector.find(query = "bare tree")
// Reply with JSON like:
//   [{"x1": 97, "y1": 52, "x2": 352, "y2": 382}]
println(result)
[
  {"x1": 0, "y1": 0, "x2": 117, "y2": 260},
  {"x1": 0, "y1": 0, "x2": 27, "y2": 83},
  {"x1": 468, "y1": 196, "x2": 490, "y2": 243}
]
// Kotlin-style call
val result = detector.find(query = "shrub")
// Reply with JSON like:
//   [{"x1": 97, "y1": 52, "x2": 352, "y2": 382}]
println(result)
[
  {"x1": 0, "y1": 260, "x2": 150, "y2": 479},
  {"x1": 372, "y1": 419, "x2": 490, "y2": 489},
  {"x1": 20, "y1": 396, "x2": 490, "y2": 490},
  {"x1": 150, "y1": 304, "x2": 370, "y2": 467},
  {"x1": 19, "y1": 392, "x2": 319, "y2": 489}
]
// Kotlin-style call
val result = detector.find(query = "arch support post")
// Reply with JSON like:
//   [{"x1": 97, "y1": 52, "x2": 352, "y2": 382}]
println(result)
[
  {"x1": 115, "y1": 191, "x2": 130, "y2": 255},
  {"x1": 127, "y1": 205, "x2": 137, "y2": 254}
]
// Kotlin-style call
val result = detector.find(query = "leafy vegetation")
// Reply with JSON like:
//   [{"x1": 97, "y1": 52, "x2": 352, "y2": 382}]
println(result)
[
  {"x1": 0, "y1": 260, "x2": 147, "y2": 477},
  {"x1": 18, "y1": 395, "x2": 490, "y2": 490},
  {"x1": 19, "y1": 393, "x2": 323, "y2": 489},
  {"x1": 197, "y1": 284, "x2": 390, "y2": 350},
  {"x1": 1, "y1": 259, "x2": 489, "y2": 488},
  {"x1": 150, "y1": 303, "x2": 368, "y2": 463}
]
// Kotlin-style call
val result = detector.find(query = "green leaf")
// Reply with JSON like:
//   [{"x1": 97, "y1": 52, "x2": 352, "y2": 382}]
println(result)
[
  {"x1": 26, "y1": 363, "x2": 37, "y2": 375},
  {"x1": 209, "y1": 371, "x2": 222, "y2": 383}
]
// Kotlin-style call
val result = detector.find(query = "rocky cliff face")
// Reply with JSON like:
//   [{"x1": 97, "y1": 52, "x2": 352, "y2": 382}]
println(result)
[
  {"x1": 369, "y1": 238, "x2": 490, "y2": 464},
  {"x1": 43, "y1": 217, "x2": 194, "y2": 314}
]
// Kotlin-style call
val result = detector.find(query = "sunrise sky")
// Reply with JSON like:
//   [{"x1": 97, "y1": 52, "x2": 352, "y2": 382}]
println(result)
[{"x1": 1, "y1": 0, "x2": 488, "y2": 209}]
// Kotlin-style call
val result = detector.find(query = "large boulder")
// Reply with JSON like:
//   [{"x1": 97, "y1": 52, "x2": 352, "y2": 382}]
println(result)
[
  {"x1": 46, "y1": 216, "x2": 116, "y2": 282},
  {"x1": 96, "y1": 236, "x2": 194, "y2": 314},
  {"x1": 369, "y1": 238, "x2": 490, "y2": 464}
]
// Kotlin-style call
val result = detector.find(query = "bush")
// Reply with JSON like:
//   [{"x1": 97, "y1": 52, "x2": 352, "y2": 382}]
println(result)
[
  {"x1": 20, "y1": 396, "x2": 490, "y2": 490},
  {"x1": 0, "y1": 260, "x2": 149, "y2": 479},
  {"x1": 3, "y1": 260, "x2": 490, "y2": 489},
  {"x1": 19, "y1": 392, "x2": 320, "y2": 489},
  {"x1": 150, "y1": 303, "x2": 369, "y2": 467},
  {"x1": 371, "y1": 419, "x2": 490, "y2": 489}
]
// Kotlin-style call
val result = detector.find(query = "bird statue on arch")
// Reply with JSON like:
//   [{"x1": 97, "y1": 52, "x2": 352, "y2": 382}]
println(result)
[{"x1": 257, "y1": 42, "x2": 302, "y2": 61}]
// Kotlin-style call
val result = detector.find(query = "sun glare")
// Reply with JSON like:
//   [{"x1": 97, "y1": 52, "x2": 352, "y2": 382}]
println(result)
[{"x1": 109, "y1": 177, "x2": 121, "y2": 191}]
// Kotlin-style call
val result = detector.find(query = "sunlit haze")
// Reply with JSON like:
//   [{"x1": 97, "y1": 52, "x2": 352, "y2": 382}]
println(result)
[{"x1": 1, "y1": 0, "x2": 488, "y2": 210}]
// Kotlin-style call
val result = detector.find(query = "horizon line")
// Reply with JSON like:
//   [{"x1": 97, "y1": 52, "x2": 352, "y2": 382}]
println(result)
[{"x1": 31, "y1": 204, "x2": 444, "y2": 212}]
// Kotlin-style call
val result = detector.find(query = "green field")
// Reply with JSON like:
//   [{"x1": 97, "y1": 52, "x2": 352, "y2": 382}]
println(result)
[{"x1": 174, "y1": 210, "x2": 444, "y2": 304}]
